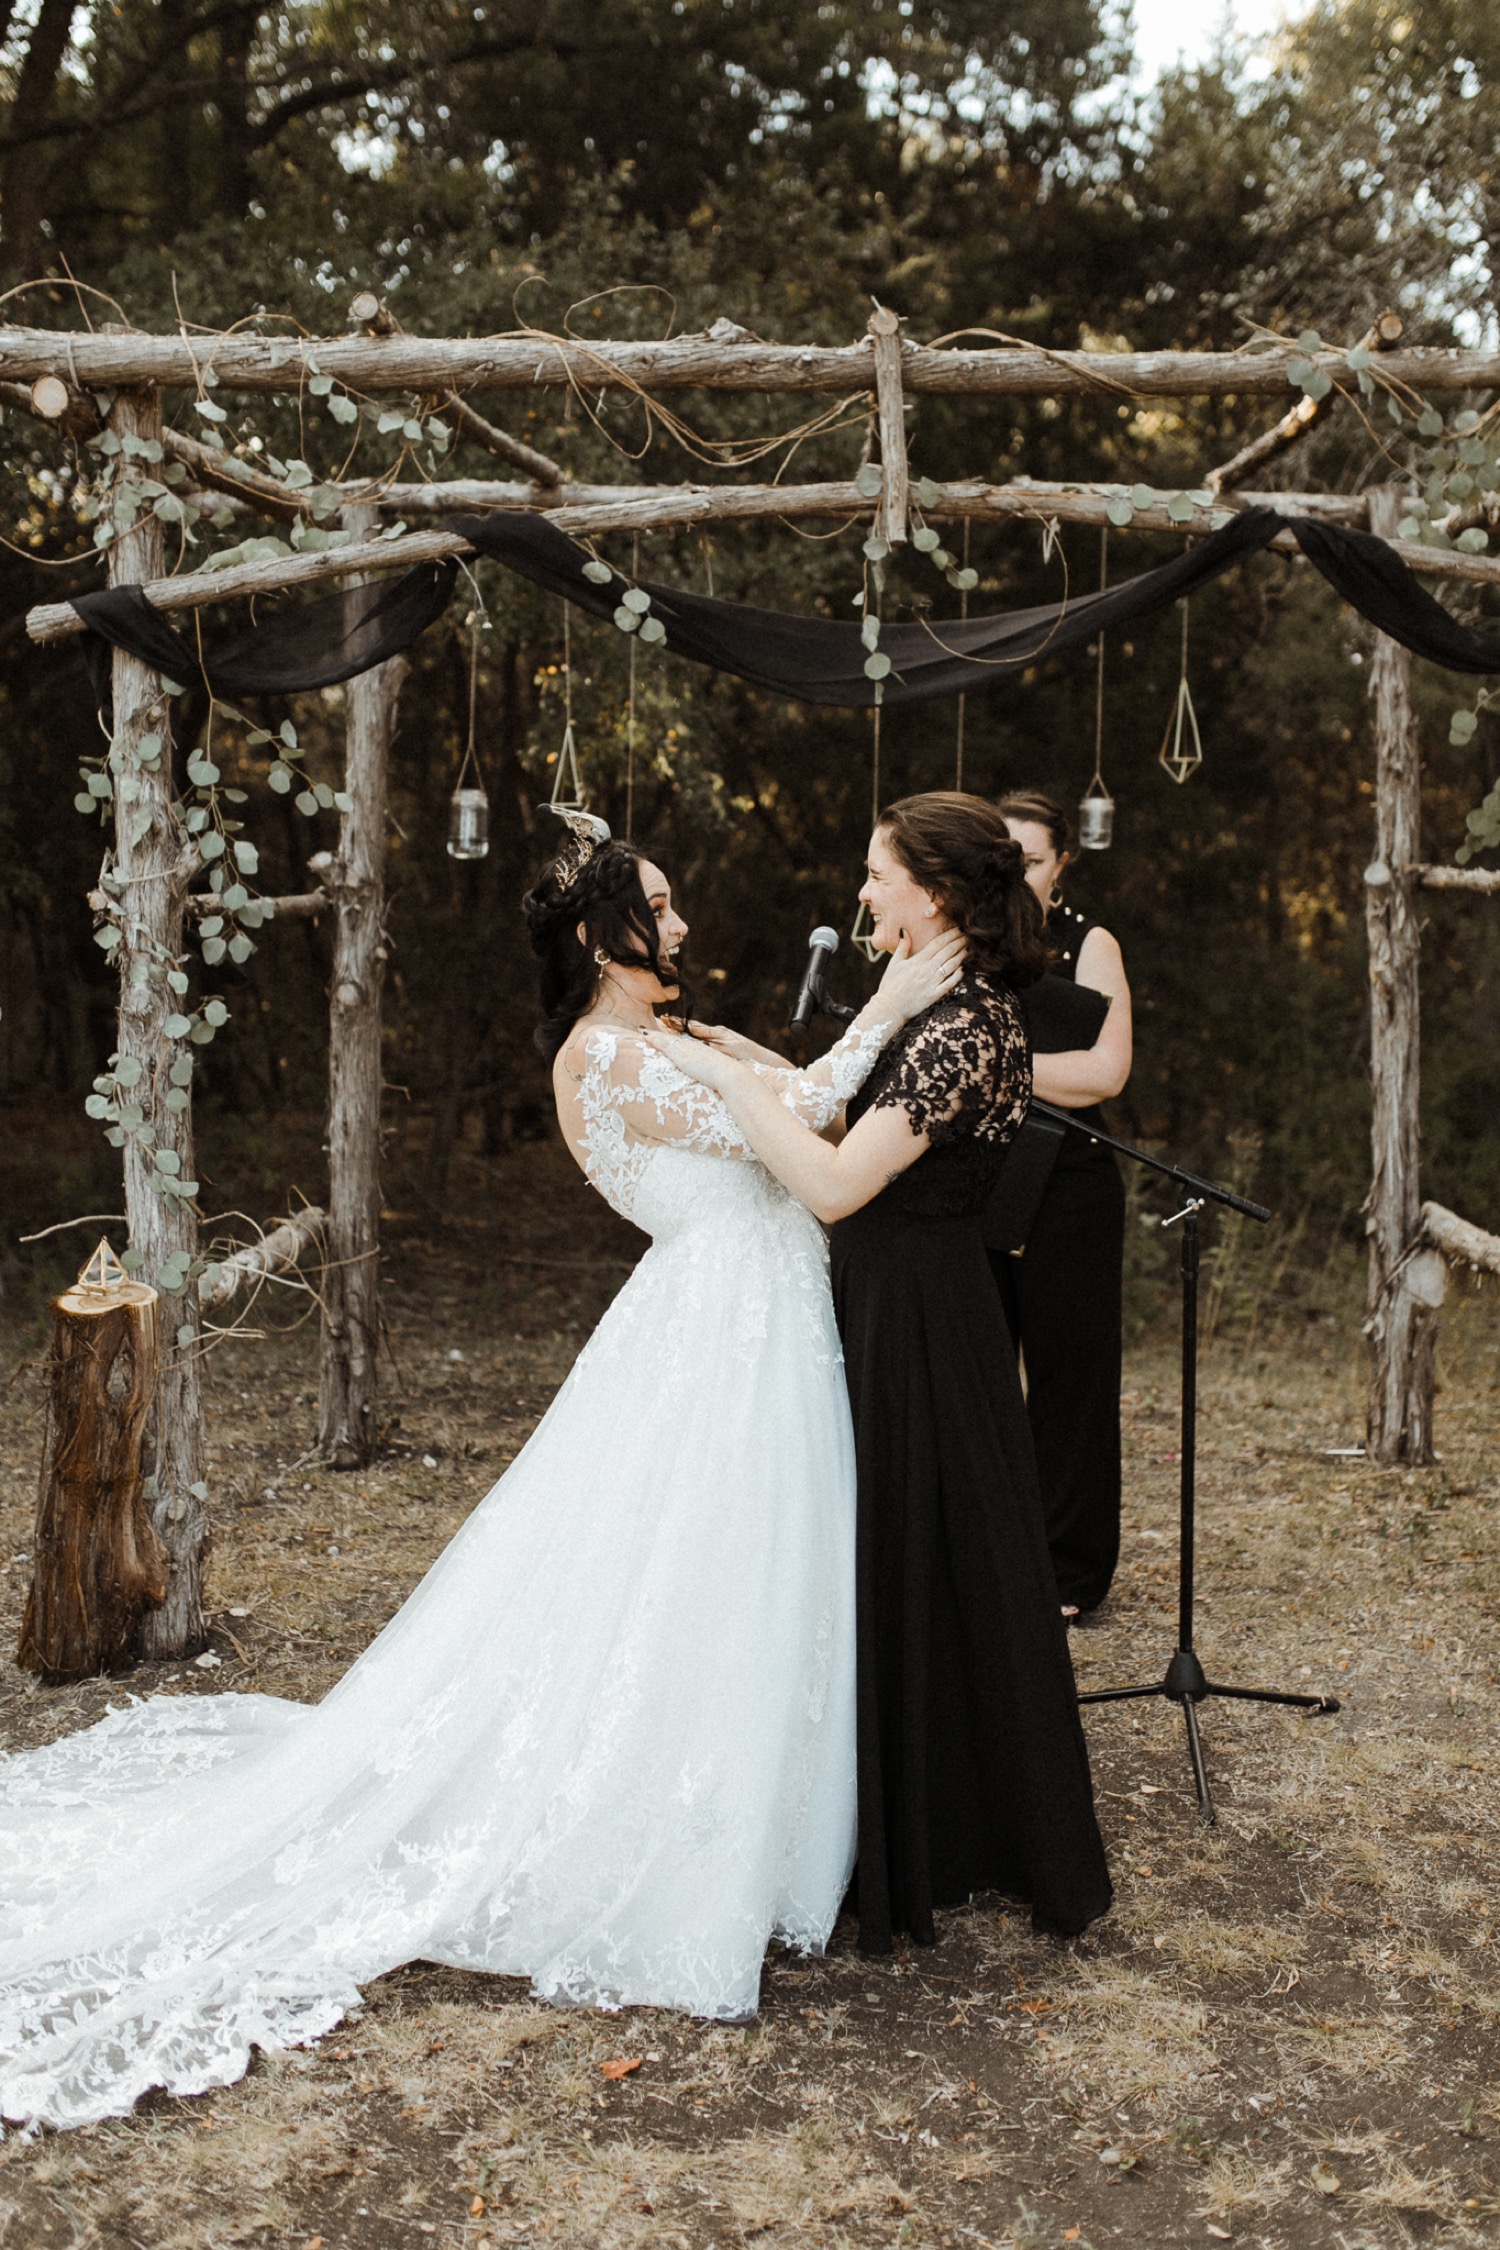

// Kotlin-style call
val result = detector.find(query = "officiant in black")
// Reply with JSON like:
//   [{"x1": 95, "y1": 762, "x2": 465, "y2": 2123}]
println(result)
[{"x1": 984, "y1": 792, "x2": 1133, "y2": 1619}]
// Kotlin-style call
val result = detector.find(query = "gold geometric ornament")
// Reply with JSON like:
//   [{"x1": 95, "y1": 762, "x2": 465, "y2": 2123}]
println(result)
[
  {"x1": 1158, "y1": 599, "x2": 1203, "y2": 786},
  {"x1": 76, "y1": 1238, "x2": 128, "y2": 1295}
]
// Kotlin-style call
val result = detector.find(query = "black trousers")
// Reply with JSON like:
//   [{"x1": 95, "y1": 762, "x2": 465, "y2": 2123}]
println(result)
[{"x1": 990, "y1": 1153, "x2": 1125, "y2": 1613}]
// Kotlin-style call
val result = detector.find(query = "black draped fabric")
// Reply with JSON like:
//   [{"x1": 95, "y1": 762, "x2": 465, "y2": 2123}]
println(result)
[
  {"x1": 69, "y1": 506, "x2": 1500, "y2": 725},
  {"x1": 829, "y1": 971, "x2": 1112, "y2": 1946}
]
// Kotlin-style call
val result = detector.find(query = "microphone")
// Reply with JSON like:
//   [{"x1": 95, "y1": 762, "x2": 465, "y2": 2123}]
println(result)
[{"x1": 791, "y1": 926, "x2": 840, "y2": 1033}]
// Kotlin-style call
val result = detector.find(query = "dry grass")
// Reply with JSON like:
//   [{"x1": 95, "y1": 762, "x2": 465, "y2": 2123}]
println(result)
[{"x1": 2, "y1": 1138, "x2": 1500, "y2": 2248}]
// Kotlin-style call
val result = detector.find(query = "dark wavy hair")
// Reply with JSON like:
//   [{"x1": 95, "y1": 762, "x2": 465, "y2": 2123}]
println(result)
[
  {"x1": 876, "y1": 790, "x2": 1050, "y2": 988},
  {"x1": 522, "y1": 839, "x2": 687, "y2": 1062}
]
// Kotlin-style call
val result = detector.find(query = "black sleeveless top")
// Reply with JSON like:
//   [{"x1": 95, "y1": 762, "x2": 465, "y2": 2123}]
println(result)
[{"x1": 1043, "y1": 902, "x2": 1114, "y2": 1171}]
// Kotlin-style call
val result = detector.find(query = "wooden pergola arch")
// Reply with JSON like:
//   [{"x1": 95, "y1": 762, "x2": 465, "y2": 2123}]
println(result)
[{"x1": 6, "y1": 302, "x2": 1499, "y2": 1666}]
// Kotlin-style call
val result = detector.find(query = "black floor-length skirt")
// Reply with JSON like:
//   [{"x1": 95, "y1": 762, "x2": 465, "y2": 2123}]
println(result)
[{"x1": 831, "y1": 1204, "x2": 1113, "y2": 1949}]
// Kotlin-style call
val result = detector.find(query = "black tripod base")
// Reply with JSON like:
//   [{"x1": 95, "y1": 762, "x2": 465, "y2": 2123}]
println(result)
[{"x1": 1080, "y1": 1649, "x2": 1340, "y2": 1823}]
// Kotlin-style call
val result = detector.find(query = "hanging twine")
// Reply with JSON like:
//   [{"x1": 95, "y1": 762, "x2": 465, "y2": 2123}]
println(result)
[
  {"x1": 625, "y1": 531, "x2": 639, "y2": 838},
  {"x1": 455, "y1": 608, "x2": 484, "y2": 793},
  {"x1": 1089, "y1": 524, "x2": 1109, "y2": 796},
  {"x1": 550, "y1": 598, "x2": 585, "y2": 806},
  {"x1": 954, "y1": 518, "x2": 970, "y2": 791}
]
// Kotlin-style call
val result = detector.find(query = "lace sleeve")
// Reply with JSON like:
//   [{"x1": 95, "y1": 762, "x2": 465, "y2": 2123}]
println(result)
[
  {"x1": 871, "y1": 993, "x2": 1029, "y2": 1148},
  {"x1": 747, "y1": 1020, "x2": 888, "y2": 1132},
  {"x1": 578, "y1": 1029, "x2": 752, "y2": 1161}
]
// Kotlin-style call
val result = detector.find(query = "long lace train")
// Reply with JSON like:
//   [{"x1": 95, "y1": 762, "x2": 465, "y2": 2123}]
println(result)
[{"x1": 0, "y1": 1023, "x2": 883, "y2": 2130}]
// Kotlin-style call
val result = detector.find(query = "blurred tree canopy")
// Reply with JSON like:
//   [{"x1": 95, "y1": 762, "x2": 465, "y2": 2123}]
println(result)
[{"x1": 0, "y1": 0, "x2": 1496, "y2": 1280}]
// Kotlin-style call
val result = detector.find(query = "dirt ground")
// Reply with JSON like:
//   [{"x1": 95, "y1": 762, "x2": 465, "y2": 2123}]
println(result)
[{"x1": 1, "y1": 1136, "x2": 1498, "y2": 2250}]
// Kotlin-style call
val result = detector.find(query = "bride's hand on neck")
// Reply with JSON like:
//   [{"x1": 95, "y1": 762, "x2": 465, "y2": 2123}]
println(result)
[{"x1": 872, "y1": 929, "x2": 966, "y2": 1025}]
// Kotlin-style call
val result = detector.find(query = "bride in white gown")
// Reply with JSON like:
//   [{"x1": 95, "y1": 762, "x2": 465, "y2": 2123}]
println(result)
[{"x1": 0, "y1": 816, "x2": 962, "y2": 2131}]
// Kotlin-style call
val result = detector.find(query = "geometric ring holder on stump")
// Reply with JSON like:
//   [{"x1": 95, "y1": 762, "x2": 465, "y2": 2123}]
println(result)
[{"x1": 16, "y1": 1239, "x2": 169, "y2": 1684}]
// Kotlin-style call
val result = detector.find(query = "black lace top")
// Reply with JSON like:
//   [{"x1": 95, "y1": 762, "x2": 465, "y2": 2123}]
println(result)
[{"x1": 846, "y1": 970, "x2": 1032, "y2": 1222}]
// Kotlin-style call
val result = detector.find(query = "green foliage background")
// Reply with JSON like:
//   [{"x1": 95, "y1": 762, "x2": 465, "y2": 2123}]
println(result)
[{"x1": 0, "y1": 0, "x2": 1497, "y2": 1298}]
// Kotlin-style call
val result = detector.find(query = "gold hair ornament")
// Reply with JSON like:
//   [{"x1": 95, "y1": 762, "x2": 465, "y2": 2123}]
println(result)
[{"x1": 542, "y1": 802, "x2": 612, "y2": 888}]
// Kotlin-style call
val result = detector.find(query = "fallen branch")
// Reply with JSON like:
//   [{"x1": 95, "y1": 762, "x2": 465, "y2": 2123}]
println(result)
[
  {"x1": 198, "y1": 1208, "x2": 328, "y2": 1312},
  {"x1": 1421, "y1": 1201, "x2": 1500, "y2": 1276}
]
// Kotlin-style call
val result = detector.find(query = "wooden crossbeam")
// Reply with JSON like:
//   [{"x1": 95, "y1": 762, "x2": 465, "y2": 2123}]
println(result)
[
  {"x1": 26, "y1": 478, "x2": 1500, "y2": 645},
  {"x1": 3, "y1": 324, "x2": 1499, "y2": 400},
  {"x1": 1414, "y1": 863, "x2": 1500, "y2": 894}
]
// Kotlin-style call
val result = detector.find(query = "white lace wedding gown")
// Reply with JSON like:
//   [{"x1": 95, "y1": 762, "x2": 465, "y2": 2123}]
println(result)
[{"x1": 0, "y1": 1023, "x2": 883, "y2": 2131}]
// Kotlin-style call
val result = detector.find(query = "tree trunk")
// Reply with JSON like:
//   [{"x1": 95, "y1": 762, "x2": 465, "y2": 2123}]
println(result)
[
  {"x1": 318, "y1": 505, "x2": 401, "y2": 1469},
  {"x1": 1364, "y1": 486, "x2": 1437, "y2": 1466},
  {"x1": 0, "y1": 0, "x2": 78, "y2": 279},
  {"x1": 17, "y1": 1274, "x2": 168, "y2": 1683},
  {"x1": 108, "y1": 388, "x2": 210, "y2": 1658}
]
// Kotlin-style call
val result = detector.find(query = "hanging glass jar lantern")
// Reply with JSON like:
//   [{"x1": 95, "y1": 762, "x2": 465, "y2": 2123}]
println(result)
[
  {"x1": 447, "y1": 785, "x2": 490, "y2": 860},
  {"x1": 1078, "y1": 779, "x2": 1116, "y2": 851},
  {"x1": 447, "y1": 608, "x2": 491, "y2": 860},
  {"x1": 1078, "y1": 527, "x2": 1116, "y2": 851}
]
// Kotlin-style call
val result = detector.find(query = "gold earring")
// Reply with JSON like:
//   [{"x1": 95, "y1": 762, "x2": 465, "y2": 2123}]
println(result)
[{"x1": 1047, "y1": 885, "x2": 1063, "y2": 910}]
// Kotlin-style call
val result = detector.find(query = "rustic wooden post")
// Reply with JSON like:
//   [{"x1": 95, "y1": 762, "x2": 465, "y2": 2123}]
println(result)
[
  {"x1": 318, "y1": 504, "x2": 403, "y2": 1468},
  {"x1": 868, "y1": 307, "x2": 909, "y2": 547},
  {"x1": 107, "y1": 388, "x2": 210, "y2": 1658},
  {"x1": 17, "y1": 1245, "x2": 168, "y2": 1682},
  {"x1": 1363, "y1": 487, "x2": 1439, "y2": 1465}
]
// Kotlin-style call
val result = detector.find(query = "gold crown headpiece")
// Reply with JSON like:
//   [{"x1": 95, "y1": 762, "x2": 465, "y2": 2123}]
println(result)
[{"x1": 543, "y1": 803, "x2": 612, "y2": 888}]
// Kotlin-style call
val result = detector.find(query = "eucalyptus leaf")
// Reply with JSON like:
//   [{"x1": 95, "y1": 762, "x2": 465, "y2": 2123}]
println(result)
[
  {"x1": 1418, "y1": 408, "x2": 1444, "y2": 437},
  {"x1": 915, "y1": 476, "x2": 945, "y2": 508},
  {"x1": 165, "y1": 1013, "x2": 192, "y2": 1038},
  {"x1": 268, "y1": 763, "x2": 293, "y2": 793},
  {"x1": 170, "y1": 1054, "x2": 194, "y2": 1086},
  {"x1": 622, "y1": 587, "x2": 652, "y2": 614},
  {"x1": 1106, "y1": 498, "x2": 1134, "y2": 527},
  {"x1": 638, "y1": 616, "x2": 666, "y2": 644},
  {"x1": 202, "y1": 935, "x2": 227, "y2": 965},
  {"x1": 863, "y1": 651, "x2": 892, "y2": 680},
  {"x1": 296, "y1": 790, "x2": 318, "y2": 815},
  {"x1": 855, "y1": 463, "x2": 884, "y2": 499},
  {"x1": 327, "y1": 393, "x2": 359, "y2": 425},
  {"x1": 228, "y1": 933, "x2": 253, "y2": 964},
  {"x1": 613, "y1": 605, "x2": 640, "y2": 634},
  {"x1": 911, "y1": 526, "x2": 941, "y2": 552},
  {"x1": 581, "y1": 559, "x2": 614, "y2": 585}
]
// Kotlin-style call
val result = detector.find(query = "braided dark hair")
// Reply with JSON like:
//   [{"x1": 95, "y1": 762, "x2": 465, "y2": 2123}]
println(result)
[
  {"x1": 522, "y1": 839, "x2": 687, "y2": 1062},
  {"x1": 877, "y1": 791, "x2": 1049, "y2": 988}
]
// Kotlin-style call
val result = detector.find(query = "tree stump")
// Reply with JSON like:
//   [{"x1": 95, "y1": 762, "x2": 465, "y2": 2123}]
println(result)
[{"x1": 17, "y1": 1269, "x2": 169, "y2": 1683}]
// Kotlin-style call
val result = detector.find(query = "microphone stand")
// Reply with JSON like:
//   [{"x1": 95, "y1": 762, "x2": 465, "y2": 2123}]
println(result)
[{"x1": 1028, "y1": 1099, "x2": 1340, "y2": 1824}]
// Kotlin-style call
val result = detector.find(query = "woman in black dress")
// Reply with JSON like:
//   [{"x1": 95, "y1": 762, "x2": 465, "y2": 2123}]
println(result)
[
  {"x1": 650, "y1": 792, "x2": 1111, "y2": 1949},
  {"x1": 994, "y1": 791, "x2": 1133, "y2": 1618}
]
